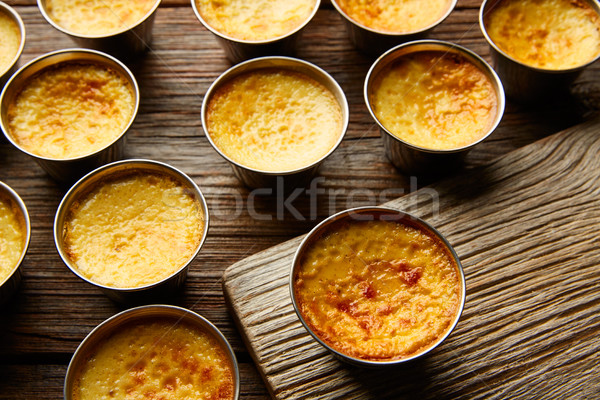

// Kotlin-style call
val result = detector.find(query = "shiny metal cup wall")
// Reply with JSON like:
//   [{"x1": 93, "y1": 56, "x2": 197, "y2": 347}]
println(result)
[
  {"x1": 54, "y1": 160, "x2": 210, "y2": 304},
  {"x1": 331, "y1": 0, "x2": 456, "y2": 56},
  {"x1": 0, "y1": 1, "x2": 26, "y2": 89},
  {"x1": 191, "y1": 0, "x2": 320, "y2": 64},
  {"x1": 0, "y1": 49, "x2": 139, "y2": 184},
  {"x1": 364, "y1": 40, "x2": 505, "y2": 175},
  {"x1": 0, "y1": 181, "x2": 30, "y2": 304},
  {"x1": 201, "y1": 56, "x2": 349, "y2": 189},
  {"x1": 64, "y1": 305, "x2": 240, "y2": 400},
  {"x1": 38, "y1": 0, "x2": 161, "y2": 59},
  {"x1": 290, "y1": 206, "x2": 466, "y2": 367},
  {"x1": 479, "y1": 0, "x2": 600, "y2": 102}
]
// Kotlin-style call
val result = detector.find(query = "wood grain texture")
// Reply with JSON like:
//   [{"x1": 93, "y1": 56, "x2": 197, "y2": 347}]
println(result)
[
  {"x1": 1, "y1": 0, "x2": 599, "y2": 398},
  {"x1": 223, "y1": 119, "x2": 600, "y2": 400}
]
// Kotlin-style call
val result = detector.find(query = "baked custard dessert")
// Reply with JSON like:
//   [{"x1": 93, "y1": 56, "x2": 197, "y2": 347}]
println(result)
[
  {"x1": 369, "y1": 50, "x2": 497, "y2": 150},
  {"x1": 294, "y1": 217, "x2": 461, "y2": 361},
  {"x1": 71, "y1": 318, "x2": 235, "y2": 400},
  {"x1": 0, "y1": 193, "x2": 26, "y2": 283},
  {"x1": 6, "y1": 61, "x2": 135, "y2": 160},
  {"x1": 196, "y1": 0, "x2": 317, "y2": 41},
  {"x1": 335, "y1": 0, "x2": 454, "y2": 33},
  {"x1": 62, "y1": 171, "x2": 204, "y2": 288},
  {"x1": 205, "y1": 68, "x2": 343, "y2": 172},
  {"x1": 484, "y1": 0, "x2": 600, "y2": 70},
  {"x1": 44, "y1": 0, "x2": 158, "y2": 36},
  {"x1": 0, "y1": 8, "x2": 21, "y2": 75}
]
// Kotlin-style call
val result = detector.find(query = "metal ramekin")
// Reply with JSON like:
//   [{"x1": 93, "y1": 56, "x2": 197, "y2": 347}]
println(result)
[
  {"x1": 0, "y1": 48, "x2": 139, "y2": 184},
  {"x1": 0, "y1": 181, "x2": 30, "y2": 304},
  {"x1": 480, "y1": 0, "x2": 600, "y2": 102},
  {"x1": 0, "y1": 1, "x2": 26, "y2": 88},
  {"x1": 192, "y1": 0, "x2": 320, "y2": 64},
  {"x1": 364, "y1": 40, "x2": 505, "y2": 175},
  {"x1": 38, "y1": 0, "x2": 161, "y2": 59},
  {"x1": 201, "y1": 56, "x2": 349, "y2": 189},
  {"x1": 290, "y1": 206, "x2": 466, "y2": 367},
  {"x1": 54, "y1": 159, "x2": 210, "y2": 304},
  {"x1": 331, "y1": 0, "x2": 457, "y2": 56},
  {"x1": 64, "y1": 305, "x2": 240, "y2": 400}
]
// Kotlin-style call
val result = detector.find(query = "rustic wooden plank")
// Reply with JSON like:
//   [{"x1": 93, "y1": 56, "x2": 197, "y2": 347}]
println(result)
[
  {"x1": 223, "y1": 118, "x2": 600, "y2": 400},
  {"x1": 1, "y1": 0, "x2": 600, "y2": 399}
]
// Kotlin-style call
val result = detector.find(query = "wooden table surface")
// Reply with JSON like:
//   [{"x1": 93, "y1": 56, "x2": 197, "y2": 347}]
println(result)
[{"x1": 0, "y1": 1, "x2": 598, "y2": 399}]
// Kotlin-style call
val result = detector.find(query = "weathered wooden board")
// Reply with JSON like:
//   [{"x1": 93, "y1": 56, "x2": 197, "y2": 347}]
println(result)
[
  {"x1": 223, "y1": 118, "x2": 600, "y2": 400},
  {"x1": 2, "y1": 1, "x2": 600, "y2": 398}
]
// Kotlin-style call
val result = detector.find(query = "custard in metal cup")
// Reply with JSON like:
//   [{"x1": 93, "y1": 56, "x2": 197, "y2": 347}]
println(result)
[
  {"x1": 0, "y1": 181, "x2": 30, "y2": 304},
  {"x1": 202, "y1": 56, "x2": 348, "y2": 189},
  {"x1": 0, "y1": 48, "x2": 139, "y2": 183},
  {"x1": 0, "y1": 1, "x2": 25, "y2": 89},
  {"x1": 192, "y1": 0, "x2": 320, "y2": 63},
  {"x1": 290, "y1": 206, "x2": 466, "y2": 367},
  {"x1": 54, "y1": 159, "x2": 209, "y2": 304},
  {"x1": 331, "y1": 0, "x2": 456, "y2": 56},
  {"x1": 64, "y1": 304, "x2": 240, "y2": 400},
  {"x1": 480, "y1": 0, "x2": 600, "y2": 102},
  {"x1": 38, "y1": 0, "x2": 161, "y2": 59},
  {"x1": 364, "y1": 40, "x2": 505, "y2": 175}
]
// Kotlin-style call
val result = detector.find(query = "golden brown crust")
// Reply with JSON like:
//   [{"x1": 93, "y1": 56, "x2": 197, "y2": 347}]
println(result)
[
  {"x1": 0, "y1": 192, "x2": 26, "y2": 280},
  {"x1": 206, "y1": 68, "x2": 343, "y2": 172},
  {"x1": 72, "y1": 317, "x2": 234, "y2": 400},
  {"x1": 0, "y1": 9, "x2": 21, "y2": 74},
  {"x1": 336, "y1": 0, "x2": 453, "y2": 33},
  {"x1": 45, "y1": 0, "x2": 158, "y2": 36},
  {"x1": 484, "y1": 0, "x2": 600, "y2": 69},
  {"x1": 294, "y1": 218, "x2": 461, "y2": 361},
  {"x1": 370, "y1": 50, "x2": 497, "y2": 150},
  {"x1": 196, "y1": 0, "x2": 316, "y2": 41},
  {"x1": 63, "y1": 170, "x2": 204, "y2": 288},
  {"x1": 7, "y1": 61, "x2": 134, "y2": 159}
]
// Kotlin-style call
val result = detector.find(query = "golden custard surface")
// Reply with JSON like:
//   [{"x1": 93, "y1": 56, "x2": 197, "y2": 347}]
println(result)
[
  {"x1": 196, "y1": 0, "x2": 316, "y2": 41},
  {"x1": 63, "y1": 172, "x2": 204, "y2": 289},
  {"x1": 206, "y1": 69, "x2": 343, "y2": 172},
  {"x1": 45, "y1": 0, "x2": 157, "y2": 36},
  {"x1": 294, "y1": 219, "x2": 461, "y2": 361},
  {"x1": 485, "y1": 0, "x2": 600, "y2": 69},
  {"x1": 0, "y1": 195, "x2": 25, "y2": 283},
  {"x1": 370, "y1": 51, "x2": 497, "y2": 150},
  {"x1": 336, "y1": 0, "x2": 453, "y2": 33},
  {"x1": 72, "y1": 318, "x2": 234, "y2": 400},
  {"x1": 7, "y1": 62, "x2": 134, "y2": 159},
  {"x1": 0, "y1": 10, "x2": 21, "y2": 75}
]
